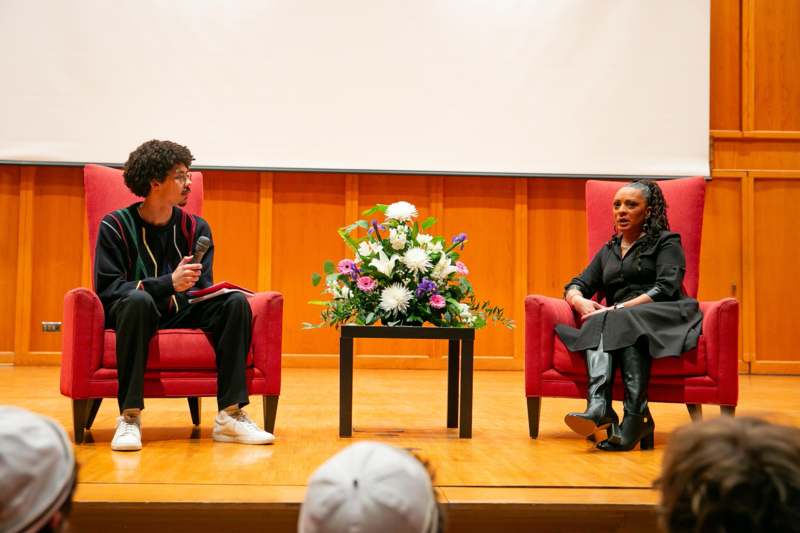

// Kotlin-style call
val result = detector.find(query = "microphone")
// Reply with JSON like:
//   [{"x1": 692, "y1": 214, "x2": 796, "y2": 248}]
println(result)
[{"x1": 192, "y1": 236, "x2": 211, "y2": 264}]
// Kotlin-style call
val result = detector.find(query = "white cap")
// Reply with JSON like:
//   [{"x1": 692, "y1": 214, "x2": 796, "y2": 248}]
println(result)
[
  {"x1": 299, "y1": 441, "x2": 439, "y2": 533},
  {"x1": 0, "y1": 406, "x2": 76, "y2": 533}
]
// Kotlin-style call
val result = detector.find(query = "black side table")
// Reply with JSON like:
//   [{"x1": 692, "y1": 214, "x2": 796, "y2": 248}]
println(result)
[{"x1": 339, "y1": 325, "x2": 475, "y2": 438}]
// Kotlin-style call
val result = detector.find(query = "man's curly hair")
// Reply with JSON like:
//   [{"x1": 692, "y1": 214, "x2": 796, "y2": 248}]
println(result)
[
  {"x1": 656, "y1": 416, "x2": 800, "y2": 533},
  {"x1": 123, "y1": 139, "x2": 194, "y2": 197}
]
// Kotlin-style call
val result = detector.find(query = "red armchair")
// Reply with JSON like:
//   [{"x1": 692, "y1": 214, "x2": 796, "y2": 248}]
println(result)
[
  {"x1": 525, "y1": 177, "x2": 738, "y2": 438},
  {"x1": 60, "y1": 164, "x2": 283, "y2": 444}
]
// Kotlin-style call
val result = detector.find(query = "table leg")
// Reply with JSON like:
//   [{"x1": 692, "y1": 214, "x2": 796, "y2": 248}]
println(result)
[
  {"x1": 339, "y1": 336, "x2": 354, "y2": 437},
  {"x1": 459, "y1": 338, "x2": 473, "y2": 438},
  {"x1": 447, "y1": 339, "x2": 460, "y2": 428}
]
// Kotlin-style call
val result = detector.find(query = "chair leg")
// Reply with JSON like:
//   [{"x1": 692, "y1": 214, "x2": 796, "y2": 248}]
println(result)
[
  {"x1": 85, "y1": 398, "x2": 103, "y2": 430},
  {"x1": 687, "y1": 403, "x2": 703, "y2": 422},
  {"x1": 721, "y1": 405, "x2": 736, "y2": 417},
  {"x1": 71, "y1": 399, "x2": 90, "y2": 444},
  {"x1": 188, "y1": 397, "x2": 201, "y2": 426},
  {"x1": 263, "y1": 395, "x2": 279, "y2": 434},
  {"x1": 527, "y1": 397, "x2": 541, "y2": 439}
]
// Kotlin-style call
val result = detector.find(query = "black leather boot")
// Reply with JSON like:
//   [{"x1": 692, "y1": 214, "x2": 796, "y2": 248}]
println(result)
[
  {"x1": 598, "y1": 344, "x2": 654, "y2": 451},
  {"x1": 564, "y1": 345, "x2": 618, "y2": 438}
]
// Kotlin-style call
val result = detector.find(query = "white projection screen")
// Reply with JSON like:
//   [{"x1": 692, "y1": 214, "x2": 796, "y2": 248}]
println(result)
[{"x1": 0, "y1": 1, "x2": 709, "y2": 177}]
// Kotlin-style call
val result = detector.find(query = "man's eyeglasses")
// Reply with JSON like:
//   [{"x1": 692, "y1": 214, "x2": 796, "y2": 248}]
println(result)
[{"x1": 174, "y1": 171, "x2": 192, "y2": 184}]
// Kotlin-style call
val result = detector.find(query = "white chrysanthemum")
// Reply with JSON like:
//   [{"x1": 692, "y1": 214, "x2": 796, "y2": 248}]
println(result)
[
  {"x1": 402, "y1": 247, "x2": 432, "y2": 274},
  {"x1": 389, "y1": 227, "x2": 407, "y2": 250},
  {"x1": 416, "y1": 233, "x2": 433, "y2": 246},
  {"x1": 385, "y1": 201, "x2": 418, "y2": 222},
  {"x1": 369, "y1": 250, "x2": 400, "y2": 277},
  {"x1": 379, "y1": 283, "x2": 414, "y2": 315},
  {"x1": 431, "y1": 255, "x2": 458, "y2": 280}
]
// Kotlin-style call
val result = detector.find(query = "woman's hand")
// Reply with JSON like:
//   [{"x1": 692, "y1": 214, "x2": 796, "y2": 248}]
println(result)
[
  {"x1": 172, "y1": 256, "x2": 202, "y2": 292},
  {"x1": 580, "y1": 306, "x2": 610, "y2": 321},
  {"x1": 572, "y1": 296, "x2": 606, "y2": 317}
]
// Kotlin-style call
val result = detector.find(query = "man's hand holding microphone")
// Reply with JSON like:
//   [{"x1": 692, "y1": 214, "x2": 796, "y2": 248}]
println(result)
[{"x1": 172, "y1": 236, "x2": 210, "y2": 292}]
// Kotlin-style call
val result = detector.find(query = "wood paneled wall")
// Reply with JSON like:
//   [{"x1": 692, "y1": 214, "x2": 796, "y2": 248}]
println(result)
[{"x1": 1, "y1": 0, "x2": 798, "y2": 373}]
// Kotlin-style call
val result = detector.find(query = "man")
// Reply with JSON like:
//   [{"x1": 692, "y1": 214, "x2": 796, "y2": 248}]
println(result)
[
  {"x1": 95, "y1": 139, "x2": 273, "y2": 451},
  {"x1": 0, "y1": 406, "x2": 78, "y2": 533},
  {"x1": 299, "y1": 441, "x2": 445, "y2": 533},
  {"x1": 657, "y1": 416, "x2": 800, "y2": 533}
]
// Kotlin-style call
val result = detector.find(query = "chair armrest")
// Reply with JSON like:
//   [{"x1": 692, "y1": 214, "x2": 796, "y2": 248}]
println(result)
[
  {"x1": 525, "y1": 295, "x2": 575, "y2": 395},
  {"x1": 699, "y1": 298, "x2": 739, "y2": 406},
  {"x1": 60, "y1": 288, "x2": 105, "y2": 398},
  {"x1": 249, "y1": 291, "x2": 284, "y2": 395}
]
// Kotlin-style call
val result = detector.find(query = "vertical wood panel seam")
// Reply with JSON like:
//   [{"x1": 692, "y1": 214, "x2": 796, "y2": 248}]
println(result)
[
  {"x1": 429, "y1": 176, "x2": 444, "y2": 359},
  {"x1": 741, "y1": 172, "x2": 756, "y2": 362},
  {"x1": 513, "y1": 179, "x2": 529, "y2": 364},
  {"x1": 258, "y1": 172, "x2": 273, "y2": 291},
  {"x1": 741, "y1": 0, "x2": 756, "y2": 131},
  {"x1": 14, "y1": 168, "x2": 34, "y2": 364}
]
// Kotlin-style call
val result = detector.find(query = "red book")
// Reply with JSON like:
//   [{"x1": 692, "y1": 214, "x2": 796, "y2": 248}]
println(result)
[{"x1": 187, "y1": 281, "x2": 254, "y2": 304}]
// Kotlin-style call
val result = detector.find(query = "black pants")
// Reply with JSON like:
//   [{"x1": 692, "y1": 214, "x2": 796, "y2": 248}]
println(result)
[{"x1": 109, "y1": 290, "x2": 252, "y2": 412}]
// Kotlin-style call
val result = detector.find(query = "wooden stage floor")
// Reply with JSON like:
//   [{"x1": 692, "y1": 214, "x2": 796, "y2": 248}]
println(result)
[{"x1": 3, "y1": 366, "x2": 799, "y2": 532}]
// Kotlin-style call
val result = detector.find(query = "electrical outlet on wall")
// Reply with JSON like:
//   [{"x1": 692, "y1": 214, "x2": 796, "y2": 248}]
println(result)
[{"x1": 41, "y1": 322, "x2": 62, "y2": 332}]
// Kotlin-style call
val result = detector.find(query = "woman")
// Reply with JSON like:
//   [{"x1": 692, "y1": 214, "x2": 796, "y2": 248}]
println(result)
[{"x1": 556, "y1": 180, "x2": 702, "y2": 451}]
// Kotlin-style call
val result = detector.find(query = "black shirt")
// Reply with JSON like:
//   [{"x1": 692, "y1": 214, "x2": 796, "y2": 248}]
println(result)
[{"x1": 566, "y1": 230, "x2": 687, "y2": 305}]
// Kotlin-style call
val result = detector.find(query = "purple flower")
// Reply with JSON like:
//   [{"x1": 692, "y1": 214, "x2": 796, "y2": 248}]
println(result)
[
  {"x1": 452, "y1": 233, "x2": 467, "y2": 250},
  {"x1": 368, "y1": 220, "x2": 385, "y2": 239},
  {"x1": 452, "y1": 233, "x2": 467, "y2": 244},
  {"x1": 430, "y1": 294, "x2": 446, "y2": 309},
  {"x1": 415, "y1": 277, "x2": 437, "y2": 298},
  {"x1": 337, "y1": 259, "x2": 357, "y2": 275}
]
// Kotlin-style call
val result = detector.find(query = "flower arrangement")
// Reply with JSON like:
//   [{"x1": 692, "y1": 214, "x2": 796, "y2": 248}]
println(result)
[{"x1": 306, "y1": 201, "x2": 514, "y2": 329}]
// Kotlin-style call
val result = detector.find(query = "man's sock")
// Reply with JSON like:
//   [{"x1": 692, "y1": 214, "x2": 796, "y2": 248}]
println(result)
[
  {"x1": 223, "y1": 404, "x2": 240, "y2": 417},
  {"x1": 122, "y1": 408, "x2": 141, "y2": 423}
]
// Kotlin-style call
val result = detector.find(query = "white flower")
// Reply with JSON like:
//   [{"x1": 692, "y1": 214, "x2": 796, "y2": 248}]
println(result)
[
  {"x1": 379, "y1": 283, "x2": 414, "y2": 315},
  {"x1": 369, "y1": 250, "x2": 400, "y2": 277},
  {"x1": 358, "y1": 240, "x2": 382, "y2": 258},
  {"x1": 458, "y1": 303, "x2": 476, "y2": 325},
  {"x1": 385, "y1": 201, "x2": 418, "y2": 222},
  {"x1": 389, "y1": 227, "x2": 407, "y2": 250},
  {"x1": 416, "y1": 233, "x2": 433, "y2": 246},
  {"x1": 430, "y1": 255, "x2": 458, "y2": 280},
  {"x1": 428, "y1": 241, "x2": 444, "y2": 253},
  {"x1": 402, "y1": 247, "x2": 432, "y2": 274},
  {"x1": 326, "y1": 281, "x2": 351, "y2": 300}
]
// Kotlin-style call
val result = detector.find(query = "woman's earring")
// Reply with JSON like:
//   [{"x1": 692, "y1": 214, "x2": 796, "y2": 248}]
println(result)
[{"x1": 643, "y1": 221, "x2": 650, "y2": 233}]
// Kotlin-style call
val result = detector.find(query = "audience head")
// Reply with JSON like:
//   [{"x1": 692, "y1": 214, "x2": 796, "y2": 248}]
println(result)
[
  {"x1": 0, "y1": 406, "x2": 78, "y2": 533},
  {"x1": 123, "y1": 139, "x2": 194, "y2": 197},
  {"x1": 656, "y1": 416, "x2": 800, "y2": 533},
  {"x1": 299, "y1": 441, "x2": 443, "y2": 533}
]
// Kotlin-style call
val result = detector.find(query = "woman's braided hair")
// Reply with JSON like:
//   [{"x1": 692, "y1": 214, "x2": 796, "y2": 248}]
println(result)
[{"x1": 613, "y1": 179, "x2": 670, "y2": 271}]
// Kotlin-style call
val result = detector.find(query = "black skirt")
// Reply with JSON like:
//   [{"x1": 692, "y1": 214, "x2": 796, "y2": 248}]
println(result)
[{"x1": 555, "y1": 299, "x2": 703, "y2": 359}]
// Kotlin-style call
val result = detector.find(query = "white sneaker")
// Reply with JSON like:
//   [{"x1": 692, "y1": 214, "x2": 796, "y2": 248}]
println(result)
[
  {"x1": 111, "y1": 416, "x2": 142, "y2": 451},
  {"x1": 213, "y1": 410, "x2": 274, "y2": 445}
]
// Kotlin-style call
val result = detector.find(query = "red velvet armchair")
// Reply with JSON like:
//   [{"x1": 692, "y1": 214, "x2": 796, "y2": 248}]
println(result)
[
  {"x1": 60, "y1": 164, "x2": 283, "y2": 443},
  {"x1": 525, "y1": 177, "x2": 738, "y2": 438}
]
